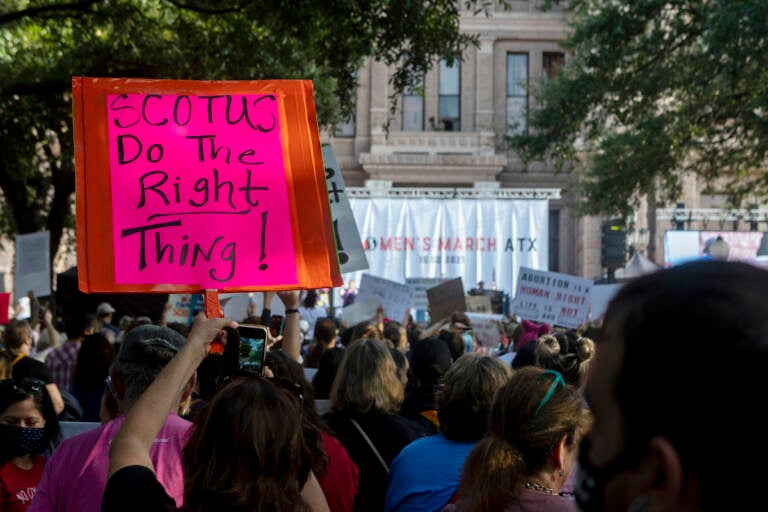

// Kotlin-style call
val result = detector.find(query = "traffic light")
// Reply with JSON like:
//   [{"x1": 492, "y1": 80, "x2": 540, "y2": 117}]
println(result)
[{"x1": 601, "y1": 219, "x2": 627, "y2": 270}]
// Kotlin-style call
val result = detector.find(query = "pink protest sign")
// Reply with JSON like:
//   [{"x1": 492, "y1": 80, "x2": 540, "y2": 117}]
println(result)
[
  {"x1": 106, "y1": 93, "x2": 297, "y2": 288},
  {"x1": 74, "y1": 78, "x2": 341, "y2": 294}
]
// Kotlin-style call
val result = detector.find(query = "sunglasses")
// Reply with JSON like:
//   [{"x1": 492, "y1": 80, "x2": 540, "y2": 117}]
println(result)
[{"x1": 0, "y1": 378, "x2": 45, "y2": 396}]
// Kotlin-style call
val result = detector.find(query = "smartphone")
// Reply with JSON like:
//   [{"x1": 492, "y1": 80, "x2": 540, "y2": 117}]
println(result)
[{"x1": 237, "y1": 324, "x2": 269, "y2": 375}]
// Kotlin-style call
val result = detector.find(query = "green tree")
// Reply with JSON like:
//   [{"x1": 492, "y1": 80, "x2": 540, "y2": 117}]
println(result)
[
  {"x1": 0, "y1": 0, "x2": 500, "y2": 265},
  {"x1": 512, "y1": 0, "x2": 768, "y2": 219}
]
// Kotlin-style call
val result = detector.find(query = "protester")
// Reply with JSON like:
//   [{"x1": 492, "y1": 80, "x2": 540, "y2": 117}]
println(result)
[
  {"x1": 576, "y1": 260, "x2": 768, "y2": 512},
  {"x1": 0, "y1": 378, "x2": 61, "y2": 511},
  {"x1": 2, "y1": 320, "x2": 65, "y2": 416},
  {"x1": 29, "y1": 325, "x2": 194, "y2": 512},
  {"x1": 535, "y1": 330, "x2": 595, "y2": 388},
  {"x1": 515, "y1": 318, "x2": 550, "y2": 351},
  {"x1": 269, "y1": 350, "x2": 359, "y2": 512},
  {"x1": 312, "y1": 347, "x2": 346, "y2": 414},
  {"x1": 399, "y1": 337, "x2": 453, "y2": 434},
  {"x1": 324, "y1": 338, "x2": 426, "y2": 512},
  {"x1": 386, "y1": 353, "x2": 512, "y2": 512},
  {"x1": 341, "y1": 280, "x2": 357, "y2": 308},
  {"x1": 103, "y1": 314, "x2": 329, "y2": 512},
  {"x1": 447, "y1": 366, "x2": 591, "y2": 512},
  {"x1": 96, "y1": 303, "x2": 120, "y2": 344},
  {"x1": 304, "y1": 318, "x2": 338, "y2": 369},
  {"x1": 72, "y1": 333, "x2": 115, "y2": 422},
  {"x1": 45, "y1": 313, "x2": 98, "y2": 393},
  {"x1": 299, "y1": 290, "x2": 329, "y2": 343}
]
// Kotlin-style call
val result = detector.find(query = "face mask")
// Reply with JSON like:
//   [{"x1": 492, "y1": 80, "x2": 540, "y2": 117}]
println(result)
[
  {"x1": 575, "y1": 437, "x2": 642, "y2": 512},
  {"x1": 0, "y1": 423, "x2": 46, "y2": 458}
]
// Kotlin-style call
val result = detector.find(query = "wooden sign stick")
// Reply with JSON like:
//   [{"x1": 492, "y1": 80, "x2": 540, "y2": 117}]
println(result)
[{"x1": 204, "y1": 289, "x2": 225, "y2": 354}]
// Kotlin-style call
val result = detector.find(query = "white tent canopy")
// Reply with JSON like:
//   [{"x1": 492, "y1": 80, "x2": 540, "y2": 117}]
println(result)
[{"x1": 615, "y1": 252, "x2": 661, "y2": 279}]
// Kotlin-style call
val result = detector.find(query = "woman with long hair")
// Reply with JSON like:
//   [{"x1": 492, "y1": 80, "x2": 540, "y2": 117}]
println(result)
[
  {"x1": 103, "y1": 315, "x2": 329, "y2": 512},
  {"x1": 323, "y1": 338, "x2": 426, "y2": 512},
  {"x1": 447, "y1": 366, "x2": 591, "y2": 512}
]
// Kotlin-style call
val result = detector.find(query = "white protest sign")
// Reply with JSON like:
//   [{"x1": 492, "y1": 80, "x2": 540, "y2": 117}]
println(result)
[
  {"x1": 341, "y1": 295, "x2": 381, "y2": 326},
  {"x1": 323, "y1": 144, "x2": 369, "y2": 273},
  {"x1": 466, "y1": 312, "x2": 505, "y2": 350},
  {"x1": 405, "y1": 277, "x2": 450, "y2": 310},
  {"x1": 589, "y1": 283, "x2": 623, "y2": 321},
  {"x1": 165, "y1": 294, "x2": 194, "y2": 324},
  {"x1": 357, "y1": 273, "x2": 412, "y2": 322},
  {"x1": 15, "y1": 231, "x2": 51, "y2": 297},
  {"x1": 512, "y1": 267, "x2": 592, "y2": 329}
]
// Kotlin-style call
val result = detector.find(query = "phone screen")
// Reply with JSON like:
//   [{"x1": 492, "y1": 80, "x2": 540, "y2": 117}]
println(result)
[{"x1": 238, "y1": 324, "x2": 268, "y2": 375}]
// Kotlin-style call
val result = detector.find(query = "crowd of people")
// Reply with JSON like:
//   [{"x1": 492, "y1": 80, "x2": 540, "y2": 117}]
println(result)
[{"x1": 0, "y1": 260, "x2": 766, "y2": 511}]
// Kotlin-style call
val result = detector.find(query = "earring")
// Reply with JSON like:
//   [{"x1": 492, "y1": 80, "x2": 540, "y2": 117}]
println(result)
[{"x1": 559, "y1": 469, "x2": 565, "y2": 478}]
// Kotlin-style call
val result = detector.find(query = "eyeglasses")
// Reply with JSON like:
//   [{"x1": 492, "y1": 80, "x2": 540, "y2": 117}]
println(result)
[
  {"x1": 0, "y1": 378, "x2": 45, "y2": 396},
  {"x1": 104, "y1": 376, "x2": 119, "y2": 402}
]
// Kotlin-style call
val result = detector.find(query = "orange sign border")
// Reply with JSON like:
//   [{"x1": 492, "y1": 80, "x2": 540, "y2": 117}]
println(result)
[{"x1": 73, "y1": 77, "x2": 342, "y2": 293}]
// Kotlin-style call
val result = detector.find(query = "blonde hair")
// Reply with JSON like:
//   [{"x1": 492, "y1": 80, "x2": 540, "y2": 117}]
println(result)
[
  {"x1": 330, "y1": 338, "x2": 404, "y2": 415},
  {"x1": 535, "y1": 332, "x2": 595, "y2": 387}
]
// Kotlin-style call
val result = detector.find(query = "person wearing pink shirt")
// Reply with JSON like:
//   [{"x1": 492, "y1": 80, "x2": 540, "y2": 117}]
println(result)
[{"x1": 28, "y1": 325, "x2": 194, "y2": 512}]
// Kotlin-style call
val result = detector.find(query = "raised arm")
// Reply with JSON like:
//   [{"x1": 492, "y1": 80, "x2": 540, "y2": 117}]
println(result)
[
  {"x1": 419, "y1": 317, "x2": 450, "y2": 340},
  {"x1": 108, "y1": 314, "x2": 237, "y2": 477},
  {"x1": 277, "y1": 290, "x2": 301, "y2": 362}
]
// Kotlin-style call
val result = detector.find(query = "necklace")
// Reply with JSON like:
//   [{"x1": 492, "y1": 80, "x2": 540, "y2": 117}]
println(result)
[
  {"x1": 524, "y1": 482, "x2": 574, "y2": 498},
  {"x1": 524, "y1": 482, "x2": 558, "y2": 495}
]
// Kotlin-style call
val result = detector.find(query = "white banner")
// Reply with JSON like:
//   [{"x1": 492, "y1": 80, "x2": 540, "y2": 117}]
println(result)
[
  {"x1": 348, "y1": 198, "x2": 548, "y2": 297},
  {"x1": 513, "y1": 267, "x2": 592, "y2": 329}
]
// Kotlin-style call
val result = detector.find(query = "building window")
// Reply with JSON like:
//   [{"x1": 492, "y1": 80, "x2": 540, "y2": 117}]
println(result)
[
  {"x1": 549, "y1": 209, "x2": 560, "y2": 272},
  {"x1": 334, "y1": 112, "x2": 355, "y2": 137},
  {"x1": 543, "y1": 52, "x2": 565, "y2": 81},
  {"x1": 438, "y1": 59, "x2": 460, "y2": 131},
  {"x1": 402, "y1": 73, "x2": 425, "y2": 131},
  {"x1": 506, "y1": 53, "x2": 528, "y2": 135}
]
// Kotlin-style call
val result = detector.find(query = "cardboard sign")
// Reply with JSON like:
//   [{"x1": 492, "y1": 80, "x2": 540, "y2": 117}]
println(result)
[
  {"x1": 426, "y1": 277, "x2": 466, "y2": 323},
  {"x1": 356, "y1": 274, "x2": 412, "y2": 322},
  {"x1": 0, "y1": 293, "x2": 9, "y2": 325},
  {"x1": 15, "y1": 232, "x2": 51, "y2": 297},
  {"x1": 322, "y1": 144, "x2": 368, "y2": 273},
  {"x1": 466, "y1": 295, "x2": 492, "y2": 313},
  {"x1": 73, "y1": 77, "x2": 342, "y2": 293},
  {"x1": 513, "y1": 267, "x2": 592, "y2": 329}
]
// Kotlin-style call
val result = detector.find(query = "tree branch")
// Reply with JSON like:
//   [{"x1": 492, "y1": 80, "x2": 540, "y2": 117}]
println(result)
[
  {"x1": 0, "y1": 0, "x2": 101, "y2": 26},
  {"x1": 161, "y1": 0, "x2": 251, "y2": 15}
]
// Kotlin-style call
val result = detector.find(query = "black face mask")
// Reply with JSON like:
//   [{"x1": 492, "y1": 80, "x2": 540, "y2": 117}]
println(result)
[
  {"x1": 575, "y1": 437, "x2": 643, "y2": 512},
  {"x1": 0, "y1": 423, "x2": 46, "y2": 459}
]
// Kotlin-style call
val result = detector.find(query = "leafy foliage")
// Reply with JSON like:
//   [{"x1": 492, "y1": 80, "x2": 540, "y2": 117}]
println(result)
[
  {"x1": 512, "y1": 0, "x2": 768, "y2": 219},
  {"x1": 0, "y1": 0, "x2": 499, "y2": 258}
]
